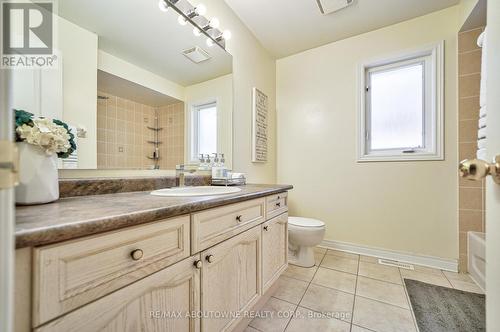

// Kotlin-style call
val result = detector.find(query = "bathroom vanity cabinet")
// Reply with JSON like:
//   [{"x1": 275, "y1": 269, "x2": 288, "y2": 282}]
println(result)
[{"x1": 15, "y1": 190, "x2": 289, "y2": 332}]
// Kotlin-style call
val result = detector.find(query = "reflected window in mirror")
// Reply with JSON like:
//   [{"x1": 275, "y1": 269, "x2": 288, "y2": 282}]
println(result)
[{"x1": 191, "y1": 102, "x2": 217, "y2": 160}]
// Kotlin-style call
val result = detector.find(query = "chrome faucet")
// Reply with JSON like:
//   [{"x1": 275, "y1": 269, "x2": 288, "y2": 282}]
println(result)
[{"x1": 176, "y1": 164, "x2": 196, "y2": 187}]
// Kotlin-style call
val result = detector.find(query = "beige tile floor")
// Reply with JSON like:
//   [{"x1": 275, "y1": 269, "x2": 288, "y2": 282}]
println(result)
[{"x1": 247, "y1": 247, "x2": 484, "y2": 332}]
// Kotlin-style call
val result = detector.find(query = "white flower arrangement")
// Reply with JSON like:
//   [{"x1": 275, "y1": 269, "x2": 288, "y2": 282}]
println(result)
[{"x1": 15, "y1": 110, "x2": 76, "y2": 158}]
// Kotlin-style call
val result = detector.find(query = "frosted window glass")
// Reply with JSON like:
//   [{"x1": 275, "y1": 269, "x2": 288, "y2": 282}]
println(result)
[
  {"x1": 370, "y1": 63, "x2": 424, "y2": 150},
  {"x1": 198, "y1": 106, "x2": 217, "y2": 154}
]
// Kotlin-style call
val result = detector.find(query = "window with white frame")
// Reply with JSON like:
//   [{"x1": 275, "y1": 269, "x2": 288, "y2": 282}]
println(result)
[
  {"x1": 191, "y1": 101, "x2": 217, "y2": 161},
  {"x1": 358, "y1": 42, "x2": 444, "y2": 161}
]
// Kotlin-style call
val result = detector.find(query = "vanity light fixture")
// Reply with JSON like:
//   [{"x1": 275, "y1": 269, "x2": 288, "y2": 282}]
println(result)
[
  {"x1": 158, "y1": 0, "x2": 169, "y2": 12},
  {"x1": 162, "y1": 0, "x2": 231, "y2": 49},
  {"x1": 177, "y1": 15, "x2": 188, "y2": 25},
  {"x1": 209, "y1": 17, "x2": 220, "y2": 29},
  {"x1": 222, "y1": 30, "x2": 232, "y2": 40}
]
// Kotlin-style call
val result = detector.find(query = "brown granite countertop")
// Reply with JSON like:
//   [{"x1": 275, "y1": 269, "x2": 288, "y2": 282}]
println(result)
[{"x1": 15, "y1": 184, "x2": 293, "y2": 248}]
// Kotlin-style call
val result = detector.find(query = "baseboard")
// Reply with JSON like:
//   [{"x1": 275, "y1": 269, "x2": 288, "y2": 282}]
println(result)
[{"x1": 320, "y1": 239, "x2": 458, "y2": 272}]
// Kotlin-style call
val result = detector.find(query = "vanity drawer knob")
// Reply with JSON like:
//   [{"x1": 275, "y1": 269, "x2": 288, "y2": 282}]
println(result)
[
  {"x1": 130, "y1": 249, "x2": 144, "y2": 261},
  {"x1": 206, "y1": 255, "x2": 215, "y2": 263},
  {"x1": 263, "y1": 226, "x2": 269, "y2": 232},
  {"x1": 236, "y1": 215, "x2": 243, "y2": 222},
  {"x1": 276, "y1": 202, "x2": 281, "y2": 207},
  {"x1": 194, "y1": 260, "x2": 203, "y2": 269}
]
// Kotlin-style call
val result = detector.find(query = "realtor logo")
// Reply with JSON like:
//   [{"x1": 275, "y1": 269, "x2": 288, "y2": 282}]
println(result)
[{"x1": 1, "y1": 1, "x2": 56, "y2": 68}]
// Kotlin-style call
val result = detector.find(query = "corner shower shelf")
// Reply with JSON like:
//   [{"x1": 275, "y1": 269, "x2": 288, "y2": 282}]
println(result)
[{"x1": 147, "y1": 126, "x2": 163, "y2": 131}]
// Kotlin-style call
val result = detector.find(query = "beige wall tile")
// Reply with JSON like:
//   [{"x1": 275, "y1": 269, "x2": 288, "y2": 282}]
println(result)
[
  {"x1": 459, "y1": 50, "x2": 481, "y2": 76},
  {"x1": 459, "y1": 96, "x2": 480, "y2": 121},
  {"x1": 459, "y1": 231, "x2": 468, "y2": 254},
  {"x1": 459, "y1": 254, "x2": 468, "y2": 273},
  {"x1": 459, "y1": 187, "x2": 483, "y2": 210},
  {"x1": 459, "y1": 209, "x2": 483, "y2": 233},
  {"x1": 459, "y1": 74, "x2": 481, "y2": 98},
  {"x1": 458, "y1": 28, "x2": 483, "y2": 53},
  {"x1": 459, "y1": 120, "x2": 478, "y2": 143},
  {"x1": 459, "y1": 142, "x2": 477, "y2": 161},
  {"x1": 459, "y1": 175, "x2": 482, "y2": 188}
]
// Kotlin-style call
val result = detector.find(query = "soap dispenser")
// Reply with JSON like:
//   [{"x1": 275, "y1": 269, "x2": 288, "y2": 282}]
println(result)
[
  {"x1": 219, "y1": 153, "x2": 228, "y2": 178},
  {"x1": 211, "y1": 153, "x2": 221, "y2": 178},
  {"x1": 198, "y1": 154, "x2": 206, "y2": 170}
]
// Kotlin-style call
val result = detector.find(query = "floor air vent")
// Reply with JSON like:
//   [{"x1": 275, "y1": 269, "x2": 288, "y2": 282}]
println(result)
[{"x1": 378, "y1": 259, "x2": 414, "y2": 270}]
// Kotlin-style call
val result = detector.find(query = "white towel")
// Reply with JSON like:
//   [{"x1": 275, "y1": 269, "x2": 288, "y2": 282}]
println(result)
[
  {"x1": 478, "y1": 29, "x2": 487, "y2": 108},
  {"x1": 478, "y1": 127, "x2": 487, "y2": 140},
  {"x1": 478, "y1": 138, "x2": 487, "y2": 149},
  {"x1": 479, "y1": 106, "x2": 487, "y2": 118},
  {"x1": 478, "y1": 115, "x2": 487, "y2": 128},
  {"x1": 477, "y1": 148, "x2": 487, "y2": 160}
]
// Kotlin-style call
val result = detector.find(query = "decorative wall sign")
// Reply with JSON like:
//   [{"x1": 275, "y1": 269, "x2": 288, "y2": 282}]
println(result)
[{"x1": 252, "y1": 87, "x2": 268, "y2": 163}]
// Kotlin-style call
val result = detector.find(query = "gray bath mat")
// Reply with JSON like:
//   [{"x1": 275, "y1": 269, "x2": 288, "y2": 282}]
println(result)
[{"x1": 404, "y1": 279, "x2": 485, "y2": 332}]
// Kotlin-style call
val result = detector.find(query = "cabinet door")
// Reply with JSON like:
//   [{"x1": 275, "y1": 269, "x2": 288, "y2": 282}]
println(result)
[
  {"x1": 262, "y1": 213, "x2": 288, "y2": 292},
  {"x1": 36, "y1": 255, "x2": 201, "y2": 332},
  {"x1": 201, "y1": 226, "x2": 261, "y2": 332}
]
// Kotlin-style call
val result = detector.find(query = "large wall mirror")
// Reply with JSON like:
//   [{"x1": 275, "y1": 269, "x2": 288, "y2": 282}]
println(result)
[{"x1": 11, "y1": 0, "x2": 233, "y2": 170}]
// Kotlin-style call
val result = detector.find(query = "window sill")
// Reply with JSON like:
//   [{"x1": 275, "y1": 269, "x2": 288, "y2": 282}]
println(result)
[{"x1": 357, "y1": 153, "x2": 444, "y2": 162}]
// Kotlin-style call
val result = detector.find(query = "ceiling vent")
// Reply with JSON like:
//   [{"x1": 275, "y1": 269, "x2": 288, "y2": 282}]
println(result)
[
  {"x1": 316, "y1": 0, "x2": 354, "y2": 15},
  {"x1": 182, "y1": 46, "x2": 211, "y2": 64}
]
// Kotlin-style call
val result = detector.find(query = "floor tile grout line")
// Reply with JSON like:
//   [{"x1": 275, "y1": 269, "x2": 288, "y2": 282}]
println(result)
[
  {"x1": 354, "y1": 294, "x2": 412, "y2": 311},
  {"x1": 351, "y1": 323, "x2": 378, "y2": 332},
  {"x1": 282, "y1": 253, "x2": 324, "y2": 332},
  {"x1": 318, "y1": 264, "x2": 358, "y2": 276},
  {"x1": 400, "y1": 268, "x2": 420, "y2": 332},
  {"x1": 349, "y1": 256, "x2": 361, "y2": 332},
  {"x1": 356, "y1": 273, "x2": 405, "y2": 286}
]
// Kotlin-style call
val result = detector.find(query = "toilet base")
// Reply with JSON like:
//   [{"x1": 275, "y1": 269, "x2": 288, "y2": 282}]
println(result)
[{"x1": 288, "y1": 245, "x2": 315, "y2": 268}]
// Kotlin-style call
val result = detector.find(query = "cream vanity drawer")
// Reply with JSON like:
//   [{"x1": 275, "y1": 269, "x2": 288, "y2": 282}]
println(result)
[
  {"x1": 191, "y1": 198, "x2": 266, "y2": 253},
  {"x1": 33, "y1": 215, "x2": 190, "y2": 327},
  {"x1": 266, "y1": 192, "x2": 288, "y2": 219}
]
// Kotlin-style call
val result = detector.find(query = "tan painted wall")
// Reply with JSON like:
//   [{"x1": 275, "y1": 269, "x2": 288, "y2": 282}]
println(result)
[
  {"x1": 195, "y1": 0, "x2": 277, "y2": 183},
  {"x1": 185, "y1": 74, "x2": 233, "y2": 169},
  {"x1": 58, "y1": 17, "x2": 98, "y2": 169},
  {"x1": 276, "y1": 7, "x2": 460, "y2": 259},
  {"x1": 98, "y1": 51, "x2": 185, "y2": 102}
]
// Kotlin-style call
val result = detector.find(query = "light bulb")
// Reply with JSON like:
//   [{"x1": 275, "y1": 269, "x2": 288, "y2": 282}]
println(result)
[
  {"x1": 209, "y1": 17, "x2": 220, "y2": 29},
  {"x1": 222, "y1": 30, "x2": 232, "y2": 40},
  {"x1": 206, "y1": 38, "x2": 214, "y2": 47},
  {"x1": 193, "y1": 27, "x2": 201, "y2": 37},
  {"x1": 177, "y1": 15, "x2": 187, "y2": 26},
  {"x1": 158, "y1": 0, "x2": 169, "y2": 12},
  {"x1": 195, "y1": 4, "x2": 207, "y2": 16}
]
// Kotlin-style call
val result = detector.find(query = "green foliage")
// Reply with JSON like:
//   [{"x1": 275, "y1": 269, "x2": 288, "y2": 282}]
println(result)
[{"x1": 14, "y1": 109, "x2": 34, "y2": 141}]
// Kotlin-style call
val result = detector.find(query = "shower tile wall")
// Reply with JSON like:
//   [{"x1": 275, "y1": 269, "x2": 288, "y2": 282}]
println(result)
[
  {"x1": 458, "y1": 28, "x2": 485, "y2": 272},
  {"x1": 157, "y1": 103, "x2": 185, "y2": 169},
  {"x1": 96, "y1": 92, "x2": 184, "y2": 169}
]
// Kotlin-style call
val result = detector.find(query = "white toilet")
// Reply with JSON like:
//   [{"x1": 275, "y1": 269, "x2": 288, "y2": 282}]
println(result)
[{"x1": 288, "y1": 216, "x2": 326, "y2": 267}]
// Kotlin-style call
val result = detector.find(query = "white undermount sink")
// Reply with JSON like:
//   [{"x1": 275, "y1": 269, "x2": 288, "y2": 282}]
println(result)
[{"x1": 150, "y1": 186, "x2": 242, "y2": 197}]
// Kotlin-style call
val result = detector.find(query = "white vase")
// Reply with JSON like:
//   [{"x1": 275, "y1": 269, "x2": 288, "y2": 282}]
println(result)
[{"x1": 16, "y1": 142, "x2": 59, "y2": 205}]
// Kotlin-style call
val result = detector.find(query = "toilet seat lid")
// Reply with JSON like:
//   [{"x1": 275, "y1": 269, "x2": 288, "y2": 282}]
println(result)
[{"x1": 289, "y1": 217, "x2": 325, "y2": 228}]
